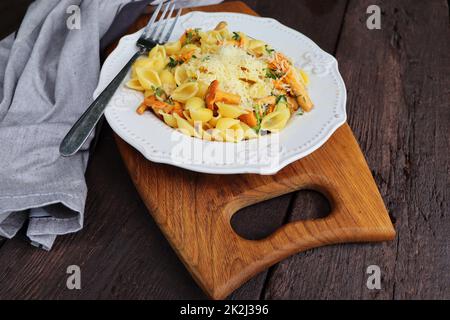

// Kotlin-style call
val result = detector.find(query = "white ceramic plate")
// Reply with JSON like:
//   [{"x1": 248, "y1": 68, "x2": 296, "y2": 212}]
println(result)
[{"x1": 97, "y1": 12, "x2": 347, "y2": 174}]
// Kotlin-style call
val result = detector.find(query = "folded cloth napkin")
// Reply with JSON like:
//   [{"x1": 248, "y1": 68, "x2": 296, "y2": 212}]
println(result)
[{"x1": 0, "y1": 0, "x2": 147, "y2": 250}]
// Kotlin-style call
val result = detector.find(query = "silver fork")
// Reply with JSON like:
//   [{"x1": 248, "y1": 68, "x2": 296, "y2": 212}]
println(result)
[{"x1": 59, "y1": 0, "x2": 182, "y2": 156}]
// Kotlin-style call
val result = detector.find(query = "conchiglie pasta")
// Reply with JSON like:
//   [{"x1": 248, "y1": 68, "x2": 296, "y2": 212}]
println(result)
[
  {"x1": 173, "y1": 113, "x2": 195, "y2": 136},
  {"x1": 216, "y1": 118, "x2": 239, "y2": 131},
  {"x1": 185, "y1": 97, "x2": 205, "y2": 110},
  {"x1": 174, "y1": 65, "x2": 189, "y2": 85},
  {"x1": 216, "y1": 118, "x2": 244, "y2": 142},
  {"x1": 240, "y1": 122, "x2": 258, "y2": 139},
  {"x1": 158, "y1": 110, "x2": 177, "y2": 128},
  {"x1": 170, "y1": 82, "x2": 198, "y2": 103},
  {"x1": 159, "y1": 69, "x2": 176, "y2": 93},
  {"x1": 147, "y1": 54, "x2": 166, "y2": 72},
  {"x1": 182, "y1": 110, "x2": 194, "y2": 125},
  {"x1": 148, "y1": 45, "x2": 166, "y2": 59},
  {"x1": 216, "y1": 28, "x2": 231, "y2": 40},
  {"x1": 216, "y1": 102, "x2": 247, "y2": 119},
  {"x1": 275, "y1": 100, "x2": 289, "y2": 111},
  {"x1": 190, "y1": 107, "x2": 213, "y2": 122},
  {"x1": 133, "y1": 57, "x2": 153, "y2": 69},
  {"x1": 126, "y1": 78, "x2": 144, "y2": 91},
  {"x1": 215, "y1": 30, "x2": 231, "y2": 42},
  {"x1": 248, "y1": 39, "x2": 266, "y2": 56},
  {"x1": 260, "y1": 108, "x2": 290, "y2": 131},
  {"x1": 131, "y1": 57, "x2": 153, "y2": 78},
  {"x1": 136, "y1": 68, "x2": 161, "y2": 90},
  {"x1": 195, "y1": 81, "x2": 209, "y2": 99},
  {"x1": 164, "y1": 41, "x2": 181, "y2": 55}
]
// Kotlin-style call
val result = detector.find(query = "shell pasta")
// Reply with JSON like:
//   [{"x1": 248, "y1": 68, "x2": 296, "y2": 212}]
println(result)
[{"x1": 126, "y1": 22, "x2": 313, "y2": 142}]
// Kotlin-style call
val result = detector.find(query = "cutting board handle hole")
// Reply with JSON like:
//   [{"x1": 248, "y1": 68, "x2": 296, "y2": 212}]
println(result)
[{"x1": 230, "y1": 190, "x2": 331, "y2": 240}]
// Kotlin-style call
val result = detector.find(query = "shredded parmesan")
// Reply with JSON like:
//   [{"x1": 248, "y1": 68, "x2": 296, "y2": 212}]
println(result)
[{"x1": 183, "y1": 45, "x2": 272, "y2": 110}]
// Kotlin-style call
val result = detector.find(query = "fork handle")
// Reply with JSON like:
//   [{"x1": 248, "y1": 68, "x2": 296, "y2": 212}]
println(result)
[{"x1": 59, "y1": 51, "x2": 142, "y2": 156}]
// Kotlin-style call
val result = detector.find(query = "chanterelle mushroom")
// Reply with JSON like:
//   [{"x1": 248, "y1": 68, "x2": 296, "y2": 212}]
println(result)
[
  {"x1": 205, "y1": 80, "x2": 220, "y2": 110},
  {"x1": 137, "y1": 95, "x2": 172, "y2": 115},
  {"x1": 144, "y1": 95, "x2": 169, "y2": 109},
  {"x1": 214, "y1": 21, "x2": 228, "y2": 31},
  {"x1": 205, "y1": 80, "x2": 241, "y2": 110}
]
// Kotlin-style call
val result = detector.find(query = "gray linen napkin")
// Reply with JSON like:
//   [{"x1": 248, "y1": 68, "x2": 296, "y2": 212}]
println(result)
[{"x1": 0, "y1": 0, "x2": 139, "y2": 250}]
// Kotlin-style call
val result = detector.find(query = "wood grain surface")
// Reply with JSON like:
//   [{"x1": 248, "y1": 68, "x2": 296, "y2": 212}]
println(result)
[
  {"x1": 116, "y1": 121, "x2": 396, "y2": 299},
  {"x1": 114, "y1": 2, "x2": 395, "y2": 300},
  {"x1": 0, "y1": 0, "x2": 448, "y2": 300}
]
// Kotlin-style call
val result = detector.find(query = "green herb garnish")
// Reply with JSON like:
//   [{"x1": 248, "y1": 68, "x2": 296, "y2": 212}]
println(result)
[
  {"x1": 184, "y1": 28, "x2": 201, "y2": 45},
  {"x1": 265, "y1": 69, "x2": 277, "y2": 79},
  {"x1": 232, "y1": 32, "x2": 241, "y2": 41},
  {"x1": 151, "y1": 86, "x2": 165, "y2": 97},
  {"x1": 297, "y1": 109, "x2": 304, "y2": 116},
  {"x1": 265, "y1": 45, "x2": 275, "y2": 54},
  {"x1": 276, "y1": 94, "x2": 287, "y2": 105},
  {"x1": 185, "y1": 31, "x2": 194, "y2": 44},
  {"x1": 167, "y1": 57, "x2": 179, "y2": 69},
  {"x1": 253, "y1": 104, "x2": 262, "y2": 133},
  {"x1": 265, "y1": 68, "x2": 284, "y2": 79},
  {"x1": 167, "y1": 57, "x2": 184, "y2": 69}
]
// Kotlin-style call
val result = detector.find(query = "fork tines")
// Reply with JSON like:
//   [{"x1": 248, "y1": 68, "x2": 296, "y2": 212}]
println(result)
[{"x1": 139, "y1": 0, "x2": 182, "y2": 46}]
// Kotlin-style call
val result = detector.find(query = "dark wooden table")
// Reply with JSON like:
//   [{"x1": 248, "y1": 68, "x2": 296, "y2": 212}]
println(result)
[{"x1": 0, "y1": 0, "x2": 448, "y2": 300}]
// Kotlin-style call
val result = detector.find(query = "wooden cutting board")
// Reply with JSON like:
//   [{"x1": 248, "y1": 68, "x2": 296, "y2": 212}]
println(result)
[{"x1": 112, "y1": 1, "x2": 395, "y2": 299}]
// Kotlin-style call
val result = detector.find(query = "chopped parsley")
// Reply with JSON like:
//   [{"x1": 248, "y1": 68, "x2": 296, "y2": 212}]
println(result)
[
  {"x1": 167, "y1": 57, "x2": 179, "y2": 69},
  {"x1": 167, "y1": 56, "x2": 184, "y2": 69},
  {"x1": 232, "y1": 32, "x2": 241, "y2": 41},
  {"x1": 151, "y1": 86, "x2": 174, "y2": 104},
  {"x1": 253, "y1": 104, "x2": 262, "y2": 133},
  {"x1": 202, "y1": 55, "x2": 211, "y2": 62},
  {"x1": 185, "y1": 32, "x2": 193, "y2": 44},
  {"x1": 276, "y1": 94, "x2": 287, "y2": 105},
  {"x1": 265, "y1": 45, "x2": 275, "y2": 54},
  {"x1": 253, "y1": 104, "x2": 272, "y2": 133},
  {"x1": 297, "y1": 109, "x2": 304, "y2": 116},
  {"x1": 184, "y1": 28, "x2": 201, "y2": 45},
  {"x1": 151, "y1": 86, "x2": 165, "y2": 98},
  {"x1": 265, "y1": 68, "x2": 284, "y2": 79}
]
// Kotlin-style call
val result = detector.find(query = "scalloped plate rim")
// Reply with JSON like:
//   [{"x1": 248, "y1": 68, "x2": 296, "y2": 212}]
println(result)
[{"x1": 98, "y1": 11, "x2": 347, "y2": 175}]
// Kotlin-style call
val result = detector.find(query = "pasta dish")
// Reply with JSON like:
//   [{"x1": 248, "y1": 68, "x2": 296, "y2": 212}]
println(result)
[{"x1": 126, "y1": 21, "x2": 313, "y2": 142}]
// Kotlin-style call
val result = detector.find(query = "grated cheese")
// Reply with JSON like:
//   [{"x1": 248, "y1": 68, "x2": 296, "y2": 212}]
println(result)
[{"x1": 183, "y1": 45, "x2": 272, "y2": 110}]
